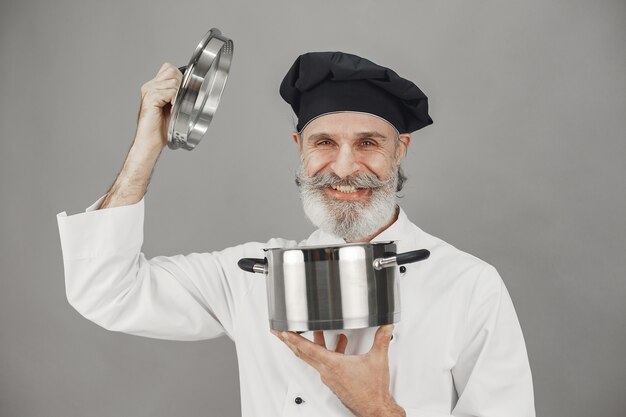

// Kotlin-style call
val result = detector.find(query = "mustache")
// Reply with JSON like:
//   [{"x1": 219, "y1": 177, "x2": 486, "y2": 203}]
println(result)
[{"x1": 295, "y1": 168, "x2": 394, "y2": 189}]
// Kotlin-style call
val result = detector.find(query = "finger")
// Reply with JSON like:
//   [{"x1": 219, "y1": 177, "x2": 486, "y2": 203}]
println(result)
[
  {"x1": 282, "y1": 336, "x2": 324, "y2": 371},
  {"x1": 313, "y1": 331, "x2": 326, "y2": 348},
  {"x1": 150, "y1": 78, "x2": 182, "y2": 91},
  {"x1": 141, "y1": 78, "x2": 179, "y2": 97},
  {"x1": 335, "y1": 333, "x2": 348, "y2": 354},
  {"x1": 282, "y1": 332, "x2": 334, "y2": 369},
  {"x1": 145, "y1": 88, "x2": 178, "y2": 100},
  {"x1": 156, "y1": 62, "x2": 175, "y2": 75},
  {"x1": 371, "y1": 325, "x2": 394, "y2": 355},
  {"x1": 143, "y1": 89, "x2": 178, "y2": 108},
  {"x1": 156, "y1": 65, "x2": 183, "y2": 82}
]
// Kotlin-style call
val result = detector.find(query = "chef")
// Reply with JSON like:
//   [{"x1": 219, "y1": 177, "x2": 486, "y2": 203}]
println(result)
[{"x1": 57, "y1": 51, "x2": 535, "y2": 417}]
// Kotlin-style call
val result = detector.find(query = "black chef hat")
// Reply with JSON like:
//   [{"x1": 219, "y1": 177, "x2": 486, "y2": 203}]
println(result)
[{"x1": 280, "y1": 51, "x2": 433, "y2": 134}]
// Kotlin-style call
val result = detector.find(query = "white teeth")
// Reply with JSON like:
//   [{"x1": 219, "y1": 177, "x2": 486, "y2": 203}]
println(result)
[{"x1": 331, "y1": 184, "x2": 357, "y2": 193}]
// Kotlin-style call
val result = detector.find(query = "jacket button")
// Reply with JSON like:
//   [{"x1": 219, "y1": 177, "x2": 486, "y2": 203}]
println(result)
[
  {"x1": 400, "y1": 266, "x2": 407, "y2": 273},
  {"x1": 294, "y1": 397, "x2": 304, "y2": 405}
]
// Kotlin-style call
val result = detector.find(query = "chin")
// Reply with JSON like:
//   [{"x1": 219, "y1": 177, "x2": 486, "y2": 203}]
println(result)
[{"x1": 303, "y1": 194, "x2": 396, "y2": 241}]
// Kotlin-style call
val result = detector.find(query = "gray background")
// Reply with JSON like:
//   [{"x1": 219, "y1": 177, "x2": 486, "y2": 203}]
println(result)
[{"x1": 1, "y1": 0, "x2": 624, "y2": 416}]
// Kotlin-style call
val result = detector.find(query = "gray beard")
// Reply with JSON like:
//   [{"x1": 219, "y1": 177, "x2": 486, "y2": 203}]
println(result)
[{"x1": 295, "y1": 166, "x2": 399, "y2": 241}]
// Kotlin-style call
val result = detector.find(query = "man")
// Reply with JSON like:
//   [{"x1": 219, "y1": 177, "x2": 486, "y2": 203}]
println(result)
[{"x1": 57, "y1": 52, "x2": 535, "y2": 416}]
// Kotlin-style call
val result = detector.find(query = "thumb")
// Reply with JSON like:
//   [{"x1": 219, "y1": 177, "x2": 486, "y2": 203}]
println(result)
[{"x1": 372, "y1": 324, "x2": 394, "y2": 354}]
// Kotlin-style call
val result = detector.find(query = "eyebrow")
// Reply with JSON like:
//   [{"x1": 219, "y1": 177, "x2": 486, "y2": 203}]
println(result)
[
  {"x1": 306, "y1": 131, "x2": 389, "y2": 143},
  {"x1": 355, "y1": 131, "x2": 388, "y2": 141}
]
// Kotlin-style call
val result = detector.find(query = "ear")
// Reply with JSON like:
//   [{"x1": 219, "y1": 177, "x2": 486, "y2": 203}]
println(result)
[
  {"x1": 395, "y1": 133, "x2": 411, "y2": 162},
  {"x1": 292, "y1": 132, "x2": 301, "y2": 146}
]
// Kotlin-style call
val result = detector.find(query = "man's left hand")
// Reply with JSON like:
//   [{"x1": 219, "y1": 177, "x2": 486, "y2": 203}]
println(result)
[{"x1": 272, "y1": 325, "x2": 406, "y2": 417}]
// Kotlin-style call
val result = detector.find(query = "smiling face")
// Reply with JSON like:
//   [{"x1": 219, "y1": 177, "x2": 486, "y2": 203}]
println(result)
[{"x1": 294, "y1": 112, "x2": 411, "y2": 242}]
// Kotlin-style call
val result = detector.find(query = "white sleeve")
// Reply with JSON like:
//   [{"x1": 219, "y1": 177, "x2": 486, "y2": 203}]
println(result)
[
  {"x1": 400, "y1": 266, "x2": 535, "y2": 417},
  {"x1": 56, "y1": 196, "x2": 261, "y2": 341},
  {"x1": 448, "y1": 265, "x2": 536, "y2": 417}
]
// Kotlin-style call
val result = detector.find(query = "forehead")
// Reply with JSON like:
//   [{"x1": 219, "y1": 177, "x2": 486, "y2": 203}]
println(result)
[{"x1": 301, "y1": 112, "x2": 397, "y2": 139}]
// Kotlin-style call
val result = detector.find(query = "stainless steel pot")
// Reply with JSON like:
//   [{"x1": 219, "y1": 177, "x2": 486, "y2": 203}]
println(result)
[{"x1": 238, "y1": 242, "x2": 430, "y2": 331}]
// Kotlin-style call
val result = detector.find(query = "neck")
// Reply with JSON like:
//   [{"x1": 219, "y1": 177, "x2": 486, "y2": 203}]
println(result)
[{"x1": 346, "y1": 206, "x2": 400, "y2": 243}]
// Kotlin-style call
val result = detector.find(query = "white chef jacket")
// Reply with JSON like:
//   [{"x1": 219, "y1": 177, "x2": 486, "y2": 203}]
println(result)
[{"x1": 57, "y1": 196, "x2": 535, "y2": 417}]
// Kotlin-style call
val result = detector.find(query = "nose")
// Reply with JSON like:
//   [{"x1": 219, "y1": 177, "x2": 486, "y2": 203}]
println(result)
[{"x1": 330, "y1": 143, "x2": 360, "y2": 178}]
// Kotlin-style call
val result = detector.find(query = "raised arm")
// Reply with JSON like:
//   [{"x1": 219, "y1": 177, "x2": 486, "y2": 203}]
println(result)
[
  {"x1": 57, "y1": 63, "x2": 259, "y2": 341},
  {"x1": 99, "y1": 62, "x2": 182, "y2": 209}
]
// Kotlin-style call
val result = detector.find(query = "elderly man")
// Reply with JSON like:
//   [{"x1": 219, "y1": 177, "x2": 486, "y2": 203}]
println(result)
[{"x1": 57, "y1": 52, "x2": 535, "y2": 417}]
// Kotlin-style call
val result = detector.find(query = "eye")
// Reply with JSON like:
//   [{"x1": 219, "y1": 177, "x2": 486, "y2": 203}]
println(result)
[
  {"x1": 316, "y1": 139, "x2": 334, "y2": 146},
  {"x1": 360, "y1": 139, "x2": 376, "y2": 147}
]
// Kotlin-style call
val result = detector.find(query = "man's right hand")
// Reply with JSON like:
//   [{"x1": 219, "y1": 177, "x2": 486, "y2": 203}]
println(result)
[
  {"x1": 98, "y1": 63, "x2": 183, "y2": 210},
  {"x1": 135, "y1": 63, "x2": 183, "y2": 151}
]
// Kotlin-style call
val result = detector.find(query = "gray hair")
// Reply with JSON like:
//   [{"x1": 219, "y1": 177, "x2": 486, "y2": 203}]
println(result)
[{"x1": 396, "y1": 165, "x2": 407, "y2": 192}]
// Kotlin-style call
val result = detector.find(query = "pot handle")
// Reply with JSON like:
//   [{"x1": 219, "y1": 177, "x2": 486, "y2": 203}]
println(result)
[
  {"x1": 238, "y1": 258, "x2": 268, "y2": 274},
  {"x1": 373, "y1": 249, "x2": 430, "y2": 270}
]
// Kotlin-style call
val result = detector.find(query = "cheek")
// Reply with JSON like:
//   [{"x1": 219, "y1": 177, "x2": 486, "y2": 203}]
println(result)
[
  {"x1": 302, "y1": 151, "x2": 333, "y2": 175},
  {"x1": 361, "y1": 153, "x2": 395, "y2": 178}
]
